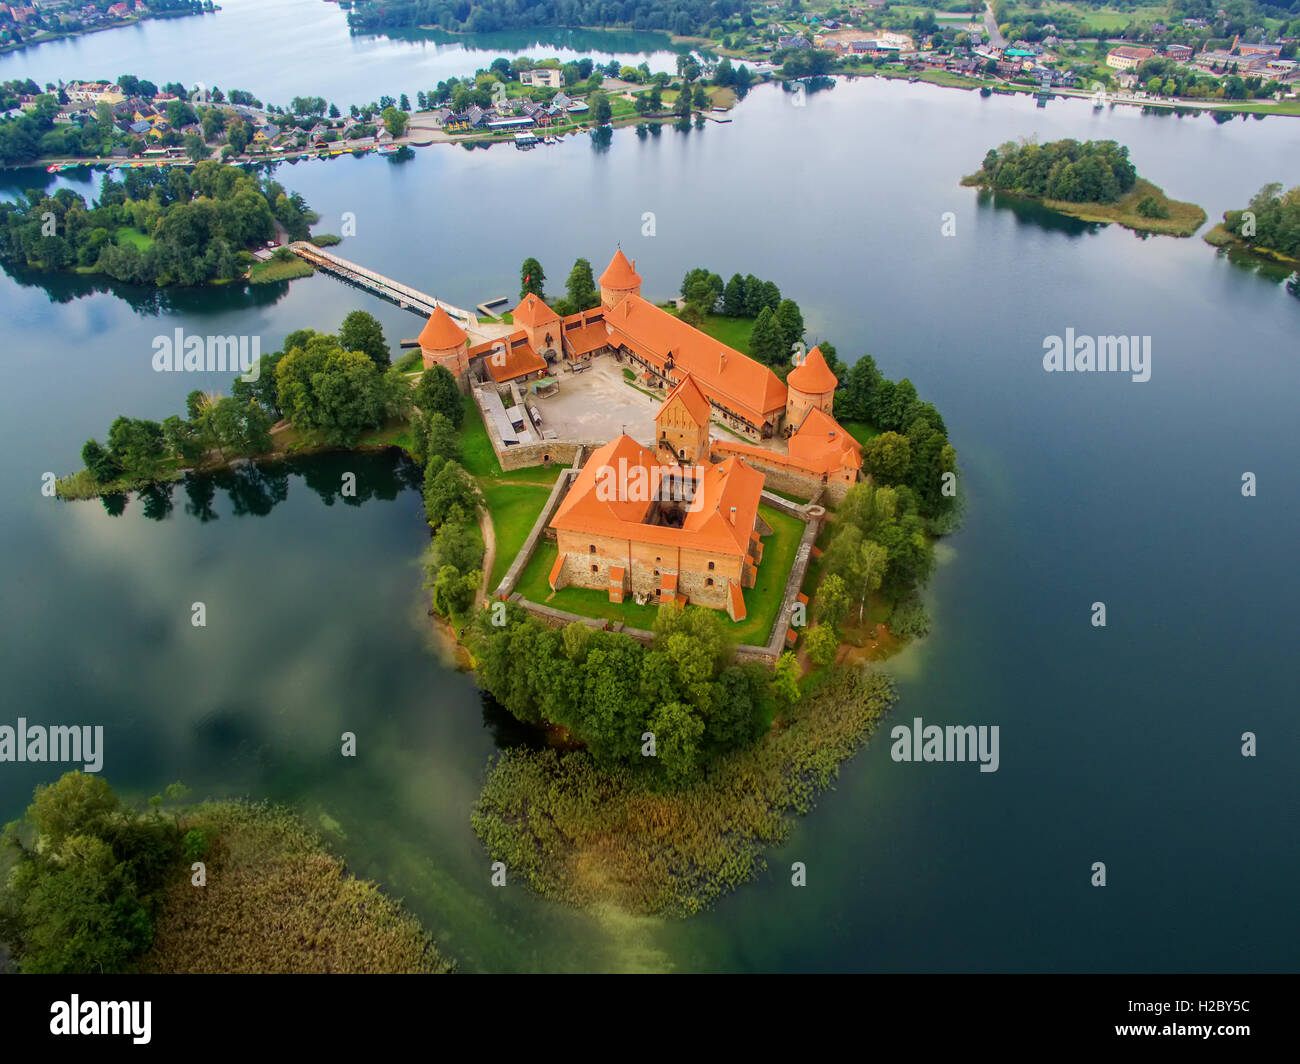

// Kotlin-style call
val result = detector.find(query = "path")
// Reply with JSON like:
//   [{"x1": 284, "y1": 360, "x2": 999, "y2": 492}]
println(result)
[{"x1": 982, "y1": 1, "x2": 1006, "y2": 47}]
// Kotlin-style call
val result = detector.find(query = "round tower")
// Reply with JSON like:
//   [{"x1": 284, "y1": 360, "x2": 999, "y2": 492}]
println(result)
[
  {"x1": 785, "y1": 345, "x2": 837, "y2": 431},
  {"x1": 418, "y1": 306, "x2": 470, "y2": 389},
  {"x1": 599, "y1": 248, "x2": 643, "y2": 309}
]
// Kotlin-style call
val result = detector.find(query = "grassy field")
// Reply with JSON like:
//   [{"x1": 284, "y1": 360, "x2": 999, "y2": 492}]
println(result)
[
  {"x1": 248, "y1": 257, "x2": 314, "y2": 284},
  {"x1": 480, "y1": 474, "x2": 562, "y2": 590},
  {"x1": 515, "y1": 502, "x2": 804, "y2": 645},
  {"x1": 140, "y1": 802, "x2": 452, "y2": 974},
  {"x1": 113, "y1": 225, "x2": 153, "y2": 251},
  {"x1": 458, "y1": 394, "x2": 501, "y2": 477},
  {"x1": 840, "y1": 420, "x2": 880, "y2": 445},
  {"x1": 693, "y1": 312, "x2": 755, "y2": 354},
  {"x1": 732, "y1": 503, "x2": 804, "y2": 644},
  {"x1": 1042, "y1": 178, "x2": 1207, "y2": 238}
]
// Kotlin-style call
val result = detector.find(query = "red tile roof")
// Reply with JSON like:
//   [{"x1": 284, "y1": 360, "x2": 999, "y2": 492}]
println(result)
[
  {"x1": 787, "y1": 408, "x2": 863, "y2": 475},
  {"x1": 470, "y1": 329, "x2": 548, "y2": 383},
  {"x1": 417, "y1": 306, "x2": 468, "y2": 351},
  {"x1": 552, "y1": 434, "x2": 765, "y2": 556},
  {"x1": 658, "y1": 372, "x2": 712, "y2": 428},
  {"x1": 787, "y1": 344, "x2": 837, "y2": 395},
  {"x1": 513, "y1": 292, "x2": 561, "y2": 329},
  {"x1": 605, "y1": 295, "x2": 787, "y2": 428},
  {"x1": 599, "y1": 248, "x2": 642, "y2": 290}
]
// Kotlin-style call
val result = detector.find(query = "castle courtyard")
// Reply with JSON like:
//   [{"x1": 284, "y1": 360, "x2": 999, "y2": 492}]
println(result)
[{"x1": 530, "y1": 357, "x2": 659, "y2": 445}]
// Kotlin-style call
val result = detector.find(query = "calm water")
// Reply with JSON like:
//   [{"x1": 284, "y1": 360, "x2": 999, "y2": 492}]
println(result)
[
  {"x1": 0, "y1": 0, "x2": 680, "y2": 106},
  {"x1": 1, "y1": 59, "x2": 1298, "y2": 970}
]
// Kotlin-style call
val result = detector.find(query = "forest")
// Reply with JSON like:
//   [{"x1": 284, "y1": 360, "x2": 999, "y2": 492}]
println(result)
[
  {"x1": 1222, "y1": 183, "x2": 1300, "y2": 260},
  {"x1": 0, "y1": 162, "x2": 316, "y2": 285},
  {"x1": 965, "y1": 139, "x2": 1139, "y2": 206},
  {"x1": 346, "y1": 0, "x2": 751, "y2": 35}
]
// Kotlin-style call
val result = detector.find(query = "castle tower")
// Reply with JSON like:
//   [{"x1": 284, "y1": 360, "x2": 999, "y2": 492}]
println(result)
[
  {"x1": 784, "y1": 345, "x2": 837, "y2": 431},
  {"x1": 418, "y1": 306, "x2": 470, "y2": 389},
  {"x1": 599, "y1": 248, "x2": 642, "y2": 309},
  {"x1": 512, "y1": 292, "x2": 562, "y2": 359},
  {"x1": 655, "y1": 372, "x2": 712, "y2": 466}
]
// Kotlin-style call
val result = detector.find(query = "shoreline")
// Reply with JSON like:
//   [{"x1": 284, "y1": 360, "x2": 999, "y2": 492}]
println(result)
[
  {"x1": 1203, "y1": 223, "x2": 1300, "y2": 270},
  {"x1": 963, "y1": 177, "x2": 1208, "y2": 238}
]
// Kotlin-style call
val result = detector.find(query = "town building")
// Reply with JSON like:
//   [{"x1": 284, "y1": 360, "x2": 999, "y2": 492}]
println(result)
[
  {"x1": 1106, "y1": 46, "x2": 1155, "y2": 70},
  {"x1": 519, "y1": 67, "x2": 563, "y2": 89}
]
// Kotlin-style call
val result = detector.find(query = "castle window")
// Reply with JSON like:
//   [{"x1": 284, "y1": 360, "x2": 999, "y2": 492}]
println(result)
[
  {"x1": 706, "y1": 578, "x2": 714, "y2": 587},
  {"x1": 591, "y1": 564, "x2": 598, "y2": 573},
  {"x1": 707, "y1": 561, "x2": 715, "y2": 571},
  {"x1": 589, "y1": 544, "x2": 596, "y2": 553}
]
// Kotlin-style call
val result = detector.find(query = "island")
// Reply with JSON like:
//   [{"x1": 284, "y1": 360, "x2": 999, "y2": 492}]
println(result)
[
  {"x1": 962, "y1": 137, "x2": 1207, "y2": 237},
  {"x1": 0, "y1": 772, "x2": 452, "y2": 974},
  {"x1": 1204, "y1": 182, "x2": 1300, "y2": 269},
  {"x1": 53, "y1": 248, "x2": 961, "y2": 917},
  {"x1": 0, "y1": 161, "x2": 324, "y2": 285}
]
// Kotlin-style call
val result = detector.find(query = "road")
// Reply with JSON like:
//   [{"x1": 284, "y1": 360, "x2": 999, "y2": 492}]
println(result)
[{"x1": 983, "y1": 1, "x2": 1006, "y2": 48}]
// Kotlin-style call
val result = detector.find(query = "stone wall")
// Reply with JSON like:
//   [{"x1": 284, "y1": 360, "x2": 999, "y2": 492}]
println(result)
[
  {"x1": 470, "y1": 384, "x2": 601, "y2": 471},
  {"x1": 713, "y1": 443, "x2": 855, "y2": 505}
]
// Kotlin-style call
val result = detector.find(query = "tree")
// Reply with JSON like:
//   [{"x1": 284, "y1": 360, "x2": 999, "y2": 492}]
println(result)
[
  {"x1": 804, "y1": 624, "x2": 839, "y2": 666},
  {"x1": 422, "y1": 458, "x2": 480, "y2": 530},
  {"x1": 81, "y1": 439, "x2": 121, "y2": 483},
  {"x1": 722, "y1": 273, "x2": 746, "y2": 316},
  {"x1": 861, "y1": 431, "x2": 913, "y2": 483},
  {"x1": 772, "y1": 651, "x2": 801, "y2": 707},
  {"x1": 275, "y1": 336, "x2": 408, "y2": 446},
  {"x1": 413, "y1": 365, "x2": 463, "y2": 427},
  {"x1": 648, "y1": 700, "x2": 706, "y2": 783},
  {"x1": 748, "y1": 306, "x2": 784, "y2": 366},
  {"x1": 0, "y1": 772, "x2": 178, "y2": 974},
  {"x1": 773, "y1": 298, "x2": 804, "y2": 355},
  {"x1": 565, "y1": 258, "x2": 599, "y2": 311},
  {"x1": 815, "y1": 573, "x2": 851, "y2": 631},
  {"x1": 381, "y1": 106, "x2": 408, "y2": 137},
  {"x1": 520, "y1": 257, "x2": 545, "y2": 300},
  {"x1": 338, "y1": 310, "x2": 390, "y2": 367},
  {"x1": 589, "y1": 92, "x2": 612, "y2": 126}
]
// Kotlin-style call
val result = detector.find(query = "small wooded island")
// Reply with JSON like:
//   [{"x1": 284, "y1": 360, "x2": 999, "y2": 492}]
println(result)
[
  {"x1": 0, "y1": 773, "x2": 452, "y2": 974},
  {"x1": 0, "y1": 161, "x2": 323, "y2": 285},
  {"x1": 52, "y1": 252, "x2": 963, "y2": 923},
  {"x1": 962, "y1": 138, "x2": 1207, "y2": 238},
  {"x1": 1205, "y1": 182, "x2": 1300, "y2": 269}
]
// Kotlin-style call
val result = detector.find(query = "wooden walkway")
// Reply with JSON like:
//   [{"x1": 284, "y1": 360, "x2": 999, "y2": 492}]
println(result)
[{"x1": 287, "y1": 242, "x2": 480, "y2": 329}]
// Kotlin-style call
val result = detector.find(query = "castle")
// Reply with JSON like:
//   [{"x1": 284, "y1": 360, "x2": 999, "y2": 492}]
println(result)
[{"x1": 418, "y1": 251, "x2": 866, "y2": 619}]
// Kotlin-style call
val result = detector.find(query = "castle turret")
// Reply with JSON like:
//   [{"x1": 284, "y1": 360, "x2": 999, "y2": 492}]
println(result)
[
  {"x1": 599, "y1": 249, "x2": 642, "y2": 309},
  {"x1": 511, "y1": 292, "x2": 562, "y2": 359},
  {"x1": 418, "y1": 307, "x2": 470, "y2": 389},
  {"x1": 785, "y1": 345, "x2": 837, "y2": 431}
]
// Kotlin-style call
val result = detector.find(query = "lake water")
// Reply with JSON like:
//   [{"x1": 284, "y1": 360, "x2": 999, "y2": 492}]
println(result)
[
  {"x1": 0, "y1": 0, "x2": 681, "y2": 106},
  {"x1": 1, "y1": 30, "x2": 1298, "y2": 971}
]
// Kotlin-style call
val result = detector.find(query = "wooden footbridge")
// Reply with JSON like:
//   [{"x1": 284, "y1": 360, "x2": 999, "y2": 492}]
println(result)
[{"x1": 287, "y1": 242, "x2": 483, "y2": 332}]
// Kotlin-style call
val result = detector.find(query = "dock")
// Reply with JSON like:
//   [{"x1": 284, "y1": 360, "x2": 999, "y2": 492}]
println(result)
[{"x1": 287, "y1": 242, "x2": 477, "y2": 327}]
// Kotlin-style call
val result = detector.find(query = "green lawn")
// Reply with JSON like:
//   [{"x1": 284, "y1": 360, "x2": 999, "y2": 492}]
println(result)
[
  {"x1": 458, "y1": 394, "x2": 501, "y2": 477},
  {"x1": 840, "y1": 420, "x2": 880, "y2": 445},
  {"x1": 114, "y1": 225, "x2": 153, "y2": 251},
  {"x1": 689, "y1": 312, "x2": 755, "y2": 355},
  {"x1": 480, "y1": 477, "x2": 561, "y2": 589},
  {"x1": 514, "y1": 502, "x2": 805, "y2": 645},
  {"x1": 732, "y1": 504, "x2": 804, "y2": 644}
]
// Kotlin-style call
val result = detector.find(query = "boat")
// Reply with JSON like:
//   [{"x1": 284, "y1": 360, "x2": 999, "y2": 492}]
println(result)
[{"x1": 376, "y1": 144, "x2": 398, "y2": 155}]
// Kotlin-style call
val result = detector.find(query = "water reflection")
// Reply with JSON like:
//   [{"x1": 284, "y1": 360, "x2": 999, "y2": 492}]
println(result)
[{"x1": 89, "y1": 450, "x2": 422, "y2": 521}]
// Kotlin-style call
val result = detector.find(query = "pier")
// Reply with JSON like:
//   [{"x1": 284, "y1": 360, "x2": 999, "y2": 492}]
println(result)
[{"x1": 286, "y1": 242, "x2": 492, "y2": 333}]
